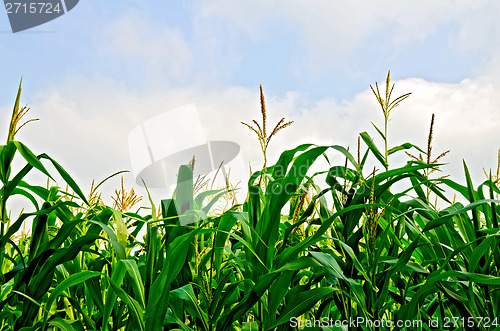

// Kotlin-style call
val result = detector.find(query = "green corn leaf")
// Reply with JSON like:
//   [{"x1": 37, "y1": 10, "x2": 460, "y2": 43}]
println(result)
[
  {"x1": 13, "y1": 141, "x2": 52, "y2": 179},
  {"x1": 107, "y1": 276, "x2": 145, "y2": 331},
  {"x1": 0, "y1": 143, "x2": 16, "y2": 185},
  {"x1": 42, "y1": 271, "x2": 101, "y2": 327},
  {"x1": 333, "y1": 238, "x2": 376, "y2": 289},
  {"x1": 0, "y1": 142, "x2": 16, "y2": 184},
  {"x1": 242, "y1": 322, "x2": 260, "y2": 331},
  {"x1": 174, "y1": 164, "x2": 194, "y2": 215},
  {"x1": 146, "y1": 229, "x2": 199, "y2": 330},
  {"x1": 218, "y1": 273, "x2": 279, "y2": 330},
  {"x1": 10, "y1": 186, "x2": 40, "y2": 210},
  {"x1": 66, "y1": 297, "x2": 96, "y2": 330},
  {"x1": 39, "y1": 153, "x2": 89, "y2": 205},
  {"x1": 170, "y1": 284, "x2": 209, "y2": 331},
  {"x1": 87, "y1": 219, "x2": 126, "y2": 259},
  {"x1": 218, "y1": 257, "x2": 319, "y2": 329},
  {"x1": 271, "y1": 143, "x2": 313, "y2": 179},
  {"x1": 360, "y1": 131, "x2": 388, "y2": 169},
  {"x1": 102, "y1": 261, "x2": 127, "y2": 330},
  {"x1": 423, "y1": 199, "x2": 500, "y2": 232},
  {"x1": 47, "y1": 317, "x2": 76, "y2": 331},
  {"x1": 310, "y1": 251, "x2": 359, "y2": 286},
  {"x1": 145, "y1": 224, "x2": 158, "y2": 304},
  {"x1": 213, "y1": 213, "x2": 238, "y2": 279},
  {"x1": 397, "y1": 270, "x2": 500, "y2": 323},
  {"x1": 164, "y1": 309, "x2": 194, "y2": 331},
  {"x1": 83, "y1": 277, "x2": 105, "y2": 316},
  {"x1": 387, "y1": 234, "x2": 421, "y2": 275},
  {"x1": 276, "y1": 202, "x2": 391, "y2": 267},
  {"x1": 259, "y1": 146, "x2": 328, "y2": 268},
  {"x1": 371, "y1": 122, "x2": 386, "y2": 142},
  {"x1": 28, "y1": 201, "x2": 50, "y2": 262},
  {"x1": 208, "y1": 269, "x2": 234, "y2": 316},
  {"x1": 0, "y1": 202, "x2": 63, "y2": 248},
  {"x1": 387, "y1": 142, "x2": 425, "y2": 156},
  {"x1": 121, "y1": 259, "x2": 146, "y2": 309},
  {"x1": 468, "y1": 235, "x2": 496, "y2": 273},
  {"x1": 266, "y1": 270, "x2": 293, "y2": 325},
  {"x1": 26, "y1": 234, "x2": 102, "y2": 302},
  {"x1": 270, "y1": 287, "x2": 335, "y2": 329},
  {"x1": 463, "y1": 160, "x2": 482, "y2": 239}
]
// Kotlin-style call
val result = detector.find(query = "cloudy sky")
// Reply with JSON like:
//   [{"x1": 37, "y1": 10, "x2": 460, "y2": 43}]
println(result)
[{"x1": 1, "y1": 1, "x2": 500, "y2": 208}]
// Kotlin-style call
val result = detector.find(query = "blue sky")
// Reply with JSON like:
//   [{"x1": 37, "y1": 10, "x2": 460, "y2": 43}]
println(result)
[
  {"x1": 1, "y1": 0, "x2": 500, "y2": 205},
  {"x1": 0, "y1": 1, "x2": 488, "y2": 99}
]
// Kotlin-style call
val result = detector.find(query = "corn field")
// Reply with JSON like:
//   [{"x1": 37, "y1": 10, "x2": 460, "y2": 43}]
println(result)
[{"x1": 1, "y1": 73, "x2": 500, "y2": 330}]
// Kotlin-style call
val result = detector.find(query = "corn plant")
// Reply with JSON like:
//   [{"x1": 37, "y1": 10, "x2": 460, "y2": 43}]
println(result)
[{"x1": 1, "y1": 75, "x2": 500, "y2": 331}]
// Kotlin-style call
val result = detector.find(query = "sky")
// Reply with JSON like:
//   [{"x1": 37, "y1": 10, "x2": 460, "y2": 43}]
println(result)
[{"x1": 1, "y1": 0, "x2": 500, "y2": 210}]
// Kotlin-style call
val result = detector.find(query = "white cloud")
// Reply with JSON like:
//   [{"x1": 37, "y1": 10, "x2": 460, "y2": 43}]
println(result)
[
  {"x1": 4, "y1": 67, "x2": 498, "y2": 213},
  {"x1": 6, "y1": 1, "x2": 500, "y2": 213},
  {"x1": 237, "y1": 75, "x2": 500, "y2": 189},
  {"x1": 390, "y1": 77, "x2": 500, "y2": 182},
  {"x1": 100, "y1": 11, "x2": 193, "y2": 82},
  {"x1": 196, "y1": 0, "x2": 492, "y2": 57}
]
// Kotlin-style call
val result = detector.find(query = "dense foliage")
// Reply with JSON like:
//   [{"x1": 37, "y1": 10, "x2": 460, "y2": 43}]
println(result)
[{"x1": 1, "y1": 74, "x2": 500, "y2": 330}]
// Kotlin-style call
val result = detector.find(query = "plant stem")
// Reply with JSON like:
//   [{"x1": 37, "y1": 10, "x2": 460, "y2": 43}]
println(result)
[
  {"x1": 0, "y1": 199, "x2": 5, "y2": 236},
  {"x1": 384, "y1": 116, "x2": 389, "y2": 171}
]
